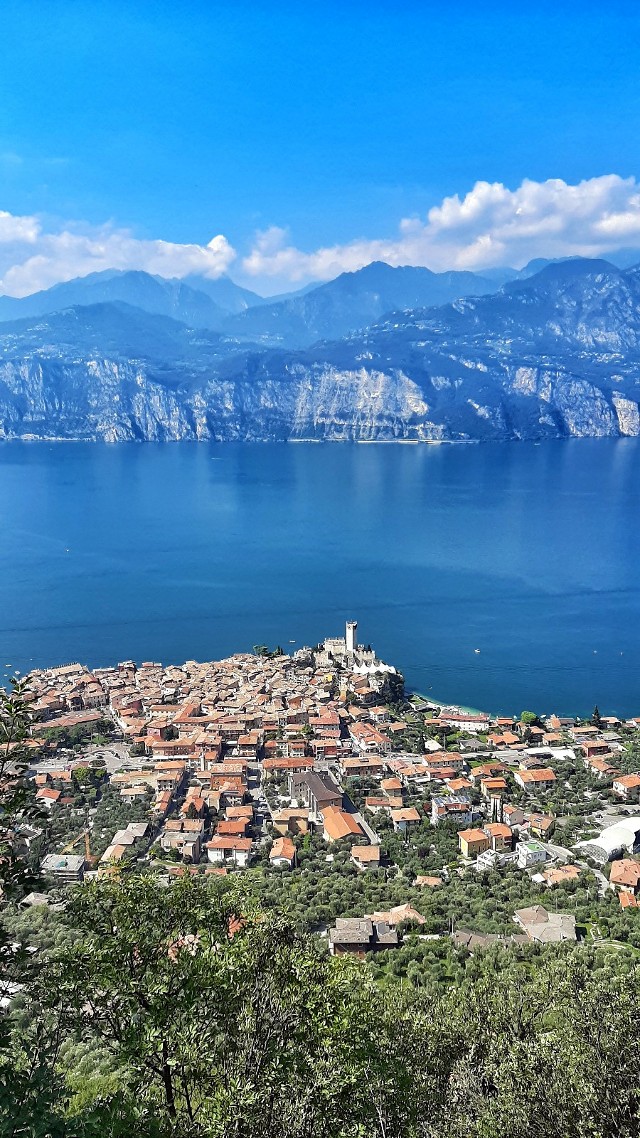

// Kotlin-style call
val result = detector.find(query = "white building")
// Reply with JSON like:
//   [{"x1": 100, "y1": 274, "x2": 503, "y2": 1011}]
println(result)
[
  {"x1": 40, "y1": 853, "x2": 85, "y2": 883},
  {"x1": 580, "y1": 817, "x2": 640, "y2": 864},
  {"x1": 206, "y1": 836, "x2": 252, "y2": 868},
  {"x1": 439, "y1": 709, "x2": 490, "y2": 734},
  {"x1": 516, "y1": 840, "x2": 547, "y2": 869},
  {"x1": 476, "y1": 848, "x2": 514, "y2": 872}
]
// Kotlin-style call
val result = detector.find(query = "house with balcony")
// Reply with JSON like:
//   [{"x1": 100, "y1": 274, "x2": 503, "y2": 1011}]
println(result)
[
  {"x1": 206, "y1": 836, "x2": 252, "y2": 868},
  {"x1": 431, "y1": 795, "x2": 472, "y2": 826},
  {"x1": 514, "y1": 768, "x2": 557, "y2": 792},
  {"x1": 390, "y1": 806, "x2": 421, "y2": 833},
  {"x1": 613, "y1": 773, "x2": 640, "y2": 799}
]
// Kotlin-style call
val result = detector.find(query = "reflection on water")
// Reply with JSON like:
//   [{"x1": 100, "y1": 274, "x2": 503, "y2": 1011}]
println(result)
[{"x1": 1, "y1": 439, "x2": 639, "y2": 715}]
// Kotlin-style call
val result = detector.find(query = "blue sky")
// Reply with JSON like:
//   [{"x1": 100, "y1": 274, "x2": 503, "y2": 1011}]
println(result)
[{"x1": 1, "y1": 1, "x2": 640, "y2": 294}]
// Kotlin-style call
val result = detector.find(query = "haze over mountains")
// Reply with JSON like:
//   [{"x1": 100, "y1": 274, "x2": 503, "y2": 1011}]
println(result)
[
  {"x1": 0, "y1": 269, "x2": 261, "y2": 330},
  {"x1": 221, "y1": 262, "x2": 504, "y2": 346},
  {"x1": 0, "y1": 261, "x2": 515, "y2": 342},
  {"x1": 2, "y1": 255, "x2": 640, "y2": 442}
]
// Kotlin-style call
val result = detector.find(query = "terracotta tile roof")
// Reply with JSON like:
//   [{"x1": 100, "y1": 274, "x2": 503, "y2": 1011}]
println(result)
[
  {"x1": 217, "y1": 819, "x2": 248, "y2": 836},
  {"x1": 543, "y1": 864, "x2": 581, "y2": 886},
  {"x1": 459, "y1": 827, "x2": 489, "y2": 843},
  {"x1": 614, "y1": 773, "x2": 640, "y2": 789},
  {"x1": 206, "y1": 836, "x2": 252, "y2": 851},
  {"x1": 483, "y1": 822, "x2": 512, "y2": 838},
  {"x1": 270, "y1": 837, "x2": 296, "y2": 861},
  {"x1": 610, "y1": 859, "x2": 640, "y2": 889},
  {"x1": 517, "y1": 767, "x2": 556, "y2": 783},
  {"x1": 390, "y1": 807, "x2": 420, "y2": 823},
  {"x1": 321, "y1": 805, "x2": 363, "y2": 841},
  {"x1": 351, "y1": 845, "x2": 381, "y2": 862},
  {"x1": 225, "y1": 805, "x2": 254, "y2": 819},
  {"x1": 529, "y1": 813, "x2": 554, "y2": 828}
]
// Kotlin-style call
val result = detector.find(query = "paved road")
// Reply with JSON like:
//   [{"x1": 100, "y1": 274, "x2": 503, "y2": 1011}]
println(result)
[
  {"x1": 247, "y1": 763, "x2": 271, "y2": 834},
  {"x1": 82, "y1": 743, "x2": 131, "y2": 772}
]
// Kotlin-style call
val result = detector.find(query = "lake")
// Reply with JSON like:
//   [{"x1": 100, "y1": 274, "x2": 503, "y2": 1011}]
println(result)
[{"x1": 1, "y1": 439, "x2": 639, "y2": 716}]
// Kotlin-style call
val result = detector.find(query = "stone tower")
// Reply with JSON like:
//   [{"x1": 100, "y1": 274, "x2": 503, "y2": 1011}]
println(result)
[{"x1": 345, "y1": 620, "x2": 357, "y2": 654}]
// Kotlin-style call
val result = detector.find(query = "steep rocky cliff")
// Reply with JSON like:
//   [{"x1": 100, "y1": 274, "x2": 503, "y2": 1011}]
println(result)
[{"x1": 2, "y1": 259, "x2": 640, "y2": 442}]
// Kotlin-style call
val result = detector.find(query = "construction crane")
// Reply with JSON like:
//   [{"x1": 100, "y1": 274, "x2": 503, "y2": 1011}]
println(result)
[
  {"x1": 60, "y1": 828, "x2": 84, "y2": 855},
  {"x1": 59, "y1": 827, "x2": 96, "y2": 865}
]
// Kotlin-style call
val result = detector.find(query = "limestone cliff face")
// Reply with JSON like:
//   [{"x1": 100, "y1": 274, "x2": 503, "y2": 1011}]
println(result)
[
  {"x1": 3, "y1": 258, "x2": 640, "y2": 442},
  {"x1": 0, "y1": 359, "x2": 441, "y2": 442},
  {"x1": 506, "y1": 365, "x2": 623, "y2": 437},
  {"x1": 0, "y1": 359, "x2": 192, "y2": 442},
  {"x1": 285, "y1": 365, "x2": 435, "y2": 440},
  {"x1": 1, "y1": 351, "x2": 635, "y2": 443}
]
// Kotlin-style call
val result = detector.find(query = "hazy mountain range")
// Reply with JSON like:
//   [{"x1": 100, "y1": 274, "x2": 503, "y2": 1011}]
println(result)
[
  {"x1": 0, "y1": 261, "x2": 516, "y2": 342},
  {"x1": 2, "y1": 255, "x2": 640, "y2": 442}
]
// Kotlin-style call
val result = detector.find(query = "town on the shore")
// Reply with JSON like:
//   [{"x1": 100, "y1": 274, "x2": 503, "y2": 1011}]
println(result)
[{"x1": 13, "y1": 621, "x2": 640, "y2": 955}]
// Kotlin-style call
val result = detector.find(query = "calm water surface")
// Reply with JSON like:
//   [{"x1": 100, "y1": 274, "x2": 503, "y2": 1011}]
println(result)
[{"x1": 1, "y1": 439, "x2": 639, "y2": 716}]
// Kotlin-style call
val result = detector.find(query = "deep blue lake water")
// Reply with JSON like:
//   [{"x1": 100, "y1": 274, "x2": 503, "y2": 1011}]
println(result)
[{"x1": 1, "y1": 439, "x2": 639, "y2": 716}]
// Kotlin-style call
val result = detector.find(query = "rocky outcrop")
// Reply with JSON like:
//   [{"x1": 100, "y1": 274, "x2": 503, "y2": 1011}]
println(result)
[
  {"x1": 0, "y1": 360, "x2": 444, "y2": 443},
  {"x1": 0, "y1": 359, "x2": 192, "y2": 442},
  {"x1": 3, "y1": 258, "x2": 640, "y2": 442}
]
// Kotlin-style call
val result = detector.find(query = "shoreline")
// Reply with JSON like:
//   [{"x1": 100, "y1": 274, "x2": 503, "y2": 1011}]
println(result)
[
  {"x1": 1, "y1": 435, "x2": 636, "y2": 447},
  {"x1": 409, "y1": 690, "x2": 488, "y2": 717}
]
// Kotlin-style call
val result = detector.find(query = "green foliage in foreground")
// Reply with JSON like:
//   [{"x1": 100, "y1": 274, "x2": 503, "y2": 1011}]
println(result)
[{"x1": 3, "y1": 873, "x2": 640, "y2": 1138}]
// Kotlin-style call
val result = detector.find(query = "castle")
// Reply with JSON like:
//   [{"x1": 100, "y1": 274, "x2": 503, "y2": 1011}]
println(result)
[{"x1": 313, "y1": 620, "x2": 396, "y2": 676}]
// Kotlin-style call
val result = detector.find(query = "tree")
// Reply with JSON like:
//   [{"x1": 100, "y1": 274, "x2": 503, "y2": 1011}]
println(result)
[
  {"x1": 9, "y1": 874, "x2": 640, "y2": 1136},
  {"x1": 72, "y1": 765, "x2": 103, "y2": 789},
  {"x1": 591, "y1": 704, "x2": 602, "y2": 728},
  {"x1": 0, "y1": 678, "x2": 62, "y2": 1135},
  {"x1": 520, "y1": 710, "x2": 538, "y2": 726},
  {"x1": 29, "y1": 874, "x2": 393, "y2": 1137},
  {"x1": 0, "y1": 677, "x2": 38, "y2": 905}
]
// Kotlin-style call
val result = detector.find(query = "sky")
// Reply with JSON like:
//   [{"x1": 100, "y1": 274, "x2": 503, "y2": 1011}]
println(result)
[{"x1": 1, "y1": 0, "x2": 640, "y2": 295}]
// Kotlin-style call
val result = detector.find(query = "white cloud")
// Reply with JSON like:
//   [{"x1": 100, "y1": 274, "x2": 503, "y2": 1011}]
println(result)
[
  {"x1": 3, "y1": 175, "x2": 640, "y2": 297},
  {"x1": 0, "y1": 209, "x2": 40, "y2": 244},
  {"x1": 0, "y1": 215, "x2": 235, "y2": 297},
  {"x1": 241, "y1": 175, "x2": 640, "y2": 283}
]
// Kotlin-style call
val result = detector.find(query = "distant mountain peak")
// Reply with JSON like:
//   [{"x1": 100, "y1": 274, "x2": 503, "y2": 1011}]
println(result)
[
  {"x1": 222, "y1": 261, "x2": 503, "y2": 348},
  {"x1": 0, "y1": 268, "x2": 249, "y2": 330}
]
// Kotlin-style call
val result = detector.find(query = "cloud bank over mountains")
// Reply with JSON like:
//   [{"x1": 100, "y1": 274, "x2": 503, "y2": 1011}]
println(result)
[
  {"x1": 0, "y1": 216, "x2": 235, "y2": 297},
  {"x1": 2, "y1": 174, "x2": 640, "y2": 297},
  {"x1": 243, "y1": 175, "x2": 640, "y2": 283}
]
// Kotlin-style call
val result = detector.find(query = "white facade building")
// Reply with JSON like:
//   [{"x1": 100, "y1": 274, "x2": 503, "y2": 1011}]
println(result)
[{"x1": 516, "y1": 840, "x2": 547, "y2": 869}]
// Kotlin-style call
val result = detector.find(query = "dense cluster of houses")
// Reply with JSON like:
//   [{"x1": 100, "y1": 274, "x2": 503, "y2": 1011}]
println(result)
[
  {"x1": 26, "y1": 624, "x2": 411, "y2": 876},
  {"x1": 19, "y1": 623, "x2": 640, "y2": 941}
]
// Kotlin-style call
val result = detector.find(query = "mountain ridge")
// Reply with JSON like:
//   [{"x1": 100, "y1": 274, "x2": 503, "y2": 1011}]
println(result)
[
  {"x1": 0, "y1": 261, "x2": 511, "y2": 345},
  {"x1": 0, "y1": 270, "x2": 234, "y2": 331},
  {"x1": 2, "y1": 258, "x2": 640, "y2": 443},
  {"x1": 222, "y1": 261, "x2": 508, "y2": 347}
]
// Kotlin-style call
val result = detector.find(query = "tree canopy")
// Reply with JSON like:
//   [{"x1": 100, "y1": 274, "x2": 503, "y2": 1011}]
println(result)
[{"x1": 4, "y1": 872, "x2": 640, "y2": 1138}]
